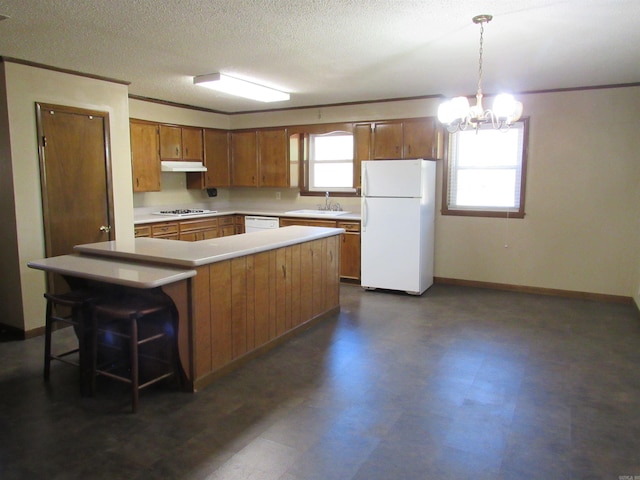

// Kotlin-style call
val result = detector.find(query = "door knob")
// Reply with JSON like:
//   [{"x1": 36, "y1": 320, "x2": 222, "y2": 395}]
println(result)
[{"x1": 99, "y1": 225, "x2": 112, "y2": 233}]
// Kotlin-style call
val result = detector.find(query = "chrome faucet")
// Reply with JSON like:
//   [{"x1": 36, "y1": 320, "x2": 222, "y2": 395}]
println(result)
[{"x1": 324, "y1": 191, "x2": 331, "y2": 211}]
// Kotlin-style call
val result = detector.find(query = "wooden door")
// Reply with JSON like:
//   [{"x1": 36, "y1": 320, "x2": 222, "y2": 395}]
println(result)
[{"x1": 36, "y1": 103, "x2": 115, "y2": 293}]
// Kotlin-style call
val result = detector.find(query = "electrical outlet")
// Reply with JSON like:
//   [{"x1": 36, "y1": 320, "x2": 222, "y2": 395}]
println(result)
[{"x1": 275, "y1": 192, "x2": 281, "y2": 200}]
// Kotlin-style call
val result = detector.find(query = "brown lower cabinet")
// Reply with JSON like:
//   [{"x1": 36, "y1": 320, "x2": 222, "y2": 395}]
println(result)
[
  {"x1": 279, "y1": 217, "x2": 361, "y2": 281},
  {"x1": 135, "y1": 215, "x2": 360, "y2": 281},
  {"x1": 179, "y1": 218, "x2": 218, "y2": 241},
  {"x1": 150, "y1": 221, "x2": 179, "y2": 240},
  {"x1": 188, "y1": 235, "x2": 340, "y2": 388},
  {"x1": 137, "y1": 215, "x2": 240, "y2": 241}
]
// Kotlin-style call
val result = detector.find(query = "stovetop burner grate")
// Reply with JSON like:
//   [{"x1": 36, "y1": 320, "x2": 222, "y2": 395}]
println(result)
[{"x1": 152, "y1": 209, "x2": 216, "y2": 216}]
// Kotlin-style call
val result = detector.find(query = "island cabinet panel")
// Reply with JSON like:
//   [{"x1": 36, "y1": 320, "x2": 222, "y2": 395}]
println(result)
[
  {"x1": 275, "y1": 247, "x2": 287, "y2": 336},
  {"x1": 231, "y1": 257, "x2": 249, "y2": 358},
  {"x1": 193, "y1": 265, "x2": 212, "y2": 377},
  {"x1": 253, "y1": 251, "x2": 273, "y2": 348},
  {"x1": 209, "y1": 262, "x2": 233, "y2": 371},
  {"x1": 190, "y1": 236, "x2": 340, "y2": 389},
  {"x1": 289, "y1": 244, "x2": 302, "y2": 329}
]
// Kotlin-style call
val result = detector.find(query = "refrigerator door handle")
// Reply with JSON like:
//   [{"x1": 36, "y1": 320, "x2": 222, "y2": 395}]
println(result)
[
  {"x1": 362, "y1": 164, "x2": 368, "y2": 198},
  {"x1": 362, "y1": 197, "x2": 368, "y2": 231}
]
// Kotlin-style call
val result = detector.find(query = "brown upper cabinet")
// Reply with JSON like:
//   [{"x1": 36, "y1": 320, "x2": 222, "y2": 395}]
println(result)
[
  {"x1": 231, "y1": 127, "x2": 289, "y2": 187},
  {"x1": 372, "y1": 117, "x2": 442, "y2": 160},
  {"x1": 187, "y1": 128, "x2": 231, "y2": 189},
  {"x1": 160, "y1": 124, "x2": 203, "y2": 161},
  {"x1": 130, "y1": 119, "x2": 161, "y2": 192},
  {"x1": 231, "y1": 130, "x2": 258, "y2": 186},
  {"x1": 258, "y1": 128, "x2": 289, "y2": 187}
]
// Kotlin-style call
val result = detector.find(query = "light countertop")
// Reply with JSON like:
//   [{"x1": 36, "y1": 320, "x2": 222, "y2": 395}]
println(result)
[
  {"x1": 27, "y1": 254, "x2": 197, "y2": 289},
  {"x1": 75, "y1": 225, "x2": 345, "y2": 267},
  {"x1": 134, "y1": 208, "x2": 361, "y2": 224}
]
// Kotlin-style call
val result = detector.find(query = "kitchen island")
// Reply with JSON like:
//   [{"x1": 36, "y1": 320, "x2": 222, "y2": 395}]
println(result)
[{"x1": 32, "y1": 226, "x2": 343, "y2": 392}]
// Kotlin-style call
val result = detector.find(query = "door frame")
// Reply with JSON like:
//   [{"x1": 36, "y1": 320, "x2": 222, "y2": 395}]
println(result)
[{"x1": 35, "y1": 102, "x2": 116, "y2": 261}]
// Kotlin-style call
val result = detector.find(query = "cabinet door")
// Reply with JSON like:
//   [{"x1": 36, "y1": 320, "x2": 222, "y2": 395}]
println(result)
[
  {"x1": 159, "y1": 125, "x2": 182, "y2": 160},
  {"x1": 231, "y1": 131, "x2": 258, "y2": 186},
  {"x1": 337, "y1": 222, "x2": 361, "y2": 280},
  {"x1": 258, "y1": 128, "x2": 288, "y2": 187},
  {"x1": 204, "y1": 128, "x2": 230, "y2": 187},
  {"x1": 353, "y1": 123, "x2": 372, "y2": 190},
  {"x1": 403, "y1": 117, "x2": 440, "y2": 159},
  {"x1": 130, "y1": 121, "x2": 160, "y2": 192},
  {"x1": 372, "y1": 121, "x2": 403, "y2": 159},
  {"x1": 182, "y1": 127, "x2": 203, "y2": 161},
  {"x1": 234, "y1": 215, "x2": 245, "y2": 234}
]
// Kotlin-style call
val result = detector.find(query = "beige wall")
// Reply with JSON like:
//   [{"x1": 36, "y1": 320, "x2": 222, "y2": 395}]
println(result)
[
  {"x1": 434, "y1": 88, "x2": 640, "y2": 298},
  {"x1": 146, "y1": 88, "x2": 640, "y2": 300},
  {"x1": 1, "y1": 62, "x2": 133, "y2": 331}
]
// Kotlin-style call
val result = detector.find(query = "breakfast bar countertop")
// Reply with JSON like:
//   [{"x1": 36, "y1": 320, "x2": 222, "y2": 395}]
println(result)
[
  {"x1": 27, "y1": 253, "x2": 197, "y2": 289},
  {"x1": 74, "y1": 225, "x2": 345, "y2": 268}
]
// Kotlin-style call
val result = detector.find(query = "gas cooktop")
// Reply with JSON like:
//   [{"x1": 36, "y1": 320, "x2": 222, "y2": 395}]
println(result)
[{"x1": 152, "y1": 209, "x2": 217, "y2": 217}]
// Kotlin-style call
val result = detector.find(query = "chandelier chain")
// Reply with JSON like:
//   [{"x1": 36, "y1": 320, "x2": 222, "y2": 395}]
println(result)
[{"x1": 477, "y1": 21, "x2": 484, "y2": 96}]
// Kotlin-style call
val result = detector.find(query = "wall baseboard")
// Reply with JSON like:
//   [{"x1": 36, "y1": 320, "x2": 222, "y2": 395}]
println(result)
[{"x1": 434, "y1": 277, "x2": 633, "y2": 305}]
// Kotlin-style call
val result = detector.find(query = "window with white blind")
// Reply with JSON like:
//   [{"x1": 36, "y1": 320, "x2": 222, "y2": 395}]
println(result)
[{"x1": 442, "y1": 119, "x2": 528, "y2": 218}]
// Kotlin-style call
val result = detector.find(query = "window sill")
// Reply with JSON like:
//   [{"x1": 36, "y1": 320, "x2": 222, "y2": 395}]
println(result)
[{"x1": 441, "y1": 208, "x2": 525, "y2": 219}]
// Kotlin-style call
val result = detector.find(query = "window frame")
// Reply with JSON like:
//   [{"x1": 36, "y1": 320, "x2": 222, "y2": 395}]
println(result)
[
  {"x1": 307, "y1": 131, "x2": 356, "y2": 193},
  {"x1": 441, "y1": 117, "x2": 529, "y2": 219},
  {"x1": 289, "y1": 122, "x2": 360, "y2": 197}
]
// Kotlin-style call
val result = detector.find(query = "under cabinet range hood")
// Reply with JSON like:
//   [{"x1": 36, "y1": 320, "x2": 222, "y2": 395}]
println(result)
[{"x1": 160, "y1": 161, "x2": 207, "y2": 172}]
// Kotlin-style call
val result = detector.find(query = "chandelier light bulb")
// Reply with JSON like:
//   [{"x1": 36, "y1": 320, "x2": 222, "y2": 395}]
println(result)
[{"x1": 493, "y1": 94, "x2": 522, "y2": 120}]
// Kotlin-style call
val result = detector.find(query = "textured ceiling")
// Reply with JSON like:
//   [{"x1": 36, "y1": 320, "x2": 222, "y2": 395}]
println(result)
[{"x1": 0, "y1": 0, "x2": 638, "y2": 113}]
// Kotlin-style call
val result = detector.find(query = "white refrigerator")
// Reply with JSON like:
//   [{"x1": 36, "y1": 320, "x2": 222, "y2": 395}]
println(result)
[{"x1": 360, "y1": 159, "x2": 436, "y2": 295}]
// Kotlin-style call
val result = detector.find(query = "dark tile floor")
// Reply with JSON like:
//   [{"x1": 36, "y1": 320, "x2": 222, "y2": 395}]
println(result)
[{"x1": 2, "y1": 284, "x2": 640, "y2": 479}]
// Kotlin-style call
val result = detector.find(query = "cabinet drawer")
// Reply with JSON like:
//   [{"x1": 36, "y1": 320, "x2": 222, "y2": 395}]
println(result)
[
  {"x1": 151, "y1": 222, "x2": 179, "y2": 236},
  {"x1": 280, "y1": 218, "x2": 337, "y2": 228},
  {"x1": 134, "y1": 225, "x2": 151, "y2": 237},
  {"x1": 179, "y1": 218, "x2": 218, "y2": 233},
  {"x1": 217, "y1": 215, "x2": 234, "y2": 226},
  {"x1": 337, "y1": 221, "x2": 360, "y2": 232}
]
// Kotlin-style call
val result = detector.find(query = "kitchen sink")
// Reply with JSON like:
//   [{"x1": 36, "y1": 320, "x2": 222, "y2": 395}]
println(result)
[{"x1": 285, "y1": 209, "x2": 351, "y2": 216}]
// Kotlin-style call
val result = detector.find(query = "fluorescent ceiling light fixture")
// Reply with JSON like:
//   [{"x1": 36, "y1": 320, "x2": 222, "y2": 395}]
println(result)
[{"x1": 193, "y1": 73, "x2": 290, "y2": 102}]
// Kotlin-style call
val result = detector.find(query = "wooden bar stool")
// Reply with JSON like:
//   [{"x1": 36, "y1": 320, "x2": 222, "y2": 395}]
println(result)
[
  {"x1": 43, "y1": 289, "x2": 98, "y2": 393},
  {"x1": 90, "y1": 293, "x2": 179, "y2": 413}
]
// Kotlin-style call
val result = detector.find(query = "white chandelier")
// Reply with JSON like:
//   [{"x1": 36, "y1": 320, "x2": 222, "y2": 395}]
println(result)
[{"x1": 437, "y1": 14, "x2": 523, "y2": 133}]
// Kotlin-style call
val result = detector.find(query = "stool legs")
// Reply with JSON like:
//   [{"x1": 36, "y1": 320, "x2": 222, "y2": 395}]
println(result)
[
  {"x1": 91, "y1": 296, "x2": 178, "y2": 413},
  {"x1": 43, "y1": 299, "x2": 54, "y2": 381},
  {"x1": 43, "y1": 292, "x2": 94, "y2": 394},
  {"x1": 130, "y1": 316, "x2": 139, "y2": 413}
]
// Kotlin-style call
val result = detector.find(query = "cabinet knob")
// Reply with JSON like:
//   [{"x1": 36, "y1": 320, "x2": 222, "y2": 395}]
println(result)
[{"x1": 99, "y1": 225, "x2": 112, "y2": 233}]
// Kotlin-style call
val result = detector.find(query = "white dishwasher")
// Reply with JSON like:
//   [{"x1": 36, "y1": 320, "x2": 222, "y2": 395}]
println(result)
[{"x1": 244, "y1": 216, "x2": 280, "y2": 233}]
